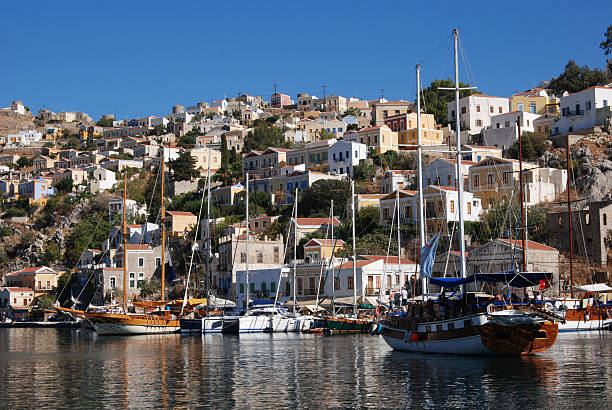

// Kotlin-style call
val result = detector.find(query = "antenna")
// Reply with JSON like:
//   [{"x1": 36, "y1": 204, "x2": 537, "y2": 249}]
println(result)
[
  {"x1": 381, "y1": 88, "x2": 384, "y2": 100},
  {"x1": 273, "y1": 82, "x2": 278, "y2": 94}
]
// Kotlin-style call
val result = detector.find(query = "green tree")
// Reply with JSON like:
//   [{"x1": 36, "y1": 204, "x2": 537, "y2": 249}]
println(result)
[
  {"x1": 421, "y1": 78, "x2": 478, "y2": 126},
  {"x1": 16, "y1": 156, "x2": 32, "y2": 169},
  {"x1": 168, "y1": 150, "x2": 198, "y2": 181},
  {"x1": 319, "y1": 129, "x2": 335, "y2": 140},
  {"x1": 298, "y1": 180, "x2": 351, "y2": 218},
  {"x1": 61, "y1": 129, "x2": 71, "y2": 138},
  {"x1": 54, "y1": 178, "x2": 74, "y2": 193},
  {"x1": 43, "y1": 242, "x2": 62, "y2": 264},
  {"x1": 233, "y1": 191, "x2": 272, "y2": 217},
  {"x1": 549, "y1": 60, "x2": 609, "y2": 95},
  {"x1": 243, "y1": 123, "x2": 288, "y2": 152},
  {"x1": 37, "y1": 294, "x2": 56, "y2": 310},
  {"x1": 352, "y1": 161, "x2": 375, "y2": 181},
  {"x1": 144, "y1": 168, "x2": 162, "y2": 223},
  {"x1": 342, "y1": 107, "x2": 361, "y2": 118},
  {"x1": 168, "y1": 191, "x2": 210, "y2": 217},
  {"x1": 600, "y1": 24, "x2": 612, "y2": 56},
  {"x1": 96, "y1": 117, "x2": 114, "y2": 127},
  {"x1": 508, "y1": 132, "x2": 548, "y2": 161},
  {"x1": 152, "y1": 124, "x2": 167, "y2": 136},
  {"x1": 56, "y1": 273, "x2": 73, "y2": 307},
  {"x1": 64, "y1": 211, "x2": 112, "y2": 268}
]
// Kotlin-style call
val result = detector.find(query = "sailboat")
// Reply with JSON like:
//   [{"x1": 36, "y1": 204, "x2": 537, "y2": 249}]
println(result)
[
  {"x1": 325, "y1": 180, "x2": 374, "y2": 334},
  {"x1": 546, "y1": 137, "x2": 612, "y2": 331},
  {"x1": 58, "y1": 154, "x2": 180, "y2": 335},
  {"x1": 379, "y1": 29, "x2": 558, "y2": 355}
]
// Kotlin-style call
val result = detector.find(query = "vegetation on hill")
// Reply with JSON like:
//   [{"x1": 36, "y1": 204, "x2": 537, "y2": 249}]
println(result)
[
  {"x1": 549, "y1": 60, "x2": 609, "y2": 96},
  {"x1": 508, "y1": 132, "x2": 549, "y2": 162},
  {"x1": 421, "y1": 78, "x2": 478, "y2": 126},
  {"x1": 242, "y1": 122, "x2": 290, "y2": 152}
]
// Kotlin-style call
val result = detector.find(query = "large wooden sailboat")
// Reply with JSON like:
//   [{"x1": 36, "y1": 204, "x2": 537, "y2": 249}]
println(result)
[
  {"x1": 379, "y1": 30, "x2": 558, "y2": 355},
  {"x1": 59, "y1": 155, "x2": 180, "y2": 335}
]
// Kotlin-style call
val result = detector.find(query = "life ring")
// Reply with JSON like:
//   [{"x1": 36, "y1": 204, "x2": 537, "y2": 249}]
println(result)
[{"x1": 486, "y1": 304, "x2": 495, "y2": 314}]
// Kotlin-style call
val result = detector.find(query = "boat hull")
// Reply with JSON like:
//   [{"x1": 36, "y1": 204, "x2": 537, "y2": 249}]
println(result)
[
  {"x1": 326, "y1": 317, "x2": 373, "y2": 334},
  {"x1": 85, "y1": 312, "x2": 180, "y2": 336},
  {"x1": 380, "y1": 314, "x2": 558, "y2": 355}
]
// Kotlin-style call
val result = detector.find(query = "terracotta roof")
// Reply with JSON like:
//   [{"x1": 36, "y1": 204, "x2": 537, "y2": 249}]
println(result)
[
  {"x1": 439, "y1": 158, "x2": 476, "y2": 165},
  {"x1": 167, "y1": 211, "x2": 196, "y2": 217},
  {"x1": 304, "y1": 238, "x2": 346, "y2": 247},
  {"x1": 497, "y1": 238, "x2": 557, "y2": 252},
  {"x1": 120, "y1": 244, "x2": 152, "y2": 251},
  {"x1": 359, "y1": 126, "x2": 383, "y2": 132},
  {"x1": 450, "y1": 250, "x2": 469, "y2": 257},
  {"x1": 2, "y1": 287, "x2": 33, "y2": 292},
  {"x1": 294, "y1": 217, "x2": 341, "y2": 227},
  {"x1": 358, "y1": 194, "x2": 385, "y2": 199},
  {"x1": 464, "y1": 145, "x2": 502, "y2": 150},
  {"x1": 361, "y1": 255, "x2": 415, "y2": 264},
  {"x1": 430, "y1": 185, "x2": 457, "y2": 191},
  {"x1": 19, "y1": 267, "x2": 44, "y2": 273},
  {"x1": 337, "y1": 259, "x2": 377, "y2": 269},
  {"x1": 471, "y1": 94, "x2": 506, "y2": 99}
]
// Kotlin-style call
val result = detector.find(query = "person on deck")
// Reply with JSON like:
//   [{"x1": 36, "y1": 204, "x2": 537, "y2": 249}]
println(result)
[{"x1": 401, "y1": 287, "x2": 408, "y2": 306}]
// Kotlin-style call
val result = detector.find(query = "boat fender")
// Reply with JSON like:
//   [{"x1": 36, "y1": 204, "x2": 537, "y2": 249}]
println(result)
[
  {"x1": 543, "y1": 302, "x2": 553, "y2": 311},
  {"x1": 585, "y1": 313, "x2": 589, "y2": 322},
  {"x1": 410, "y1": 332, "x2": 419, "y2": 342},
  {"x1": 374, "y1": 306, "x2": 380, "y2": 317},
  {"x1": 486, "y1": 304, "x2": 494, "y2": 315}
]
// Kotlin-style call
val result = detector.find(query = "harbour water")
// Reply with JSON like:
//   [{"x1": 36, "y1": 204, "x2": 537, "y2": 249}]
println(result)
[{"x1": 1, "y1": 329, "x2": 611, "y2": 408}]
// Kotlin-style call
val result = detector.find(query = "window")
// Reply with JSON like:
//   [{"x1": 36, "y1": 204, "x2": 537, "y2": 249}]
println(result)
[
  {"x1": 286, "y1": 282, "x2": 290, "y2": 296},
  {"x1": 499, "y1": 107, "x2": 502, "y2": 113},
  {"x1": 505, "y1": 121, "x2": 510, "y2": 127},
  {"x1": 476, "y1": 119, "x2": 483, "y2": 127},
  {"x1": 240, "y1": 252, "x2": 246, "y2": 263},
  {"x1": 138, "y1": 257, "x2": 144, "y2": 267},
  {"x1": 249, "y1": 283, "x2": 255, "y2": 294},
  {"x1": 467, "y1": 202, "x2": 472, "y2": 214},
  {"x1": 487, "y1": 174, "x2": 494, "y2": 187},
  {"x1": 261, "y1": 282, "x2": 267, "y2": 292},
  {"x1": 156, "y1": 257, "x2": 161, "y2": 267},
  {"x1": 586, "y1": 213, "x2": 590, "y2": 225},
  {"x1": 604, "y1": 214, "x2": 607, "y2": 226},
  {"x1": 502, "y1": 171, "x2": 511, "y2": 184},
  {"x1": 530, "y1": 104, "x2": 536, "y2": 114},
  {"x1": 334, "y1": 277, "x2": 340, "y2": 290},
  {"x1": 239, "y1": 283, "x2": 244, "y2": 294},
  {"x1": 450, "y1": 200, "x2": 455, "y2": 213},
  {"x1": 604, "y1": 100, "x2": 609, "y2": 107},
  {"x1": 46, "y1": 280, "x2": 51, "y2": 288},
  {"x1": 517, "y1": 103, "x2": 523, "y2": 111},
  {"x1": 37, "y1": 280, "x2": 42, "y2": 289},
  {"x1": 490, "y1": 106, "x2": 494, "y2": 113},
  {"x1": 473, "y1": 175, "x2": 480, "y2": 187},
  {"x1": 348, "y1": 276, "x2": 354, "y2": 290},
  {"x1": 586, "y1": 101, "x2": 592, "y2": 111},
  {"x1": 110, "y1": 276, "x2": 116, "y2": 289},
  {"x1": 274, "y1": 246, "x2": 280, "y2": 263},
  {"x1": 476, "y1": 105, "x2": 481, "y2": 112}
]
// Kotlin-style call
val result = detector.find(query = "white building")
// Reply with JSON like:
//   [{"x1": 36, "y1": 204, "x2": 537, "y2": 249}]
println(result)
[
  {"x1": 159, "y1": 146, "x2": 182, "y2": 162},
  {"x1": 421, "y1": 158, "x2": 474, "y2": 189},
  {"x1": 328, "y1": 140, "x2": 367, "y2": 177},
  {"x1": 8, "y1": 101, "x2": 26, "y2": 115},
  {"x1": 447, "y1": 94, "x2": 510, "y2": 142},
  {"x1": 108, "y1": 198, "x2": 147, "y2": 222},
  {"x1": 553, "y1": 86, "x2": 612, "y2": 135},
  {"x1": 7, "y1": 130, "x2": 42, "y2": 146},
  {"x1": 87, "y1": 167, "x2": 117, "y2": 193},
  {"x1": 381, "y1": 170, "x2": 415, "y2": 194}
]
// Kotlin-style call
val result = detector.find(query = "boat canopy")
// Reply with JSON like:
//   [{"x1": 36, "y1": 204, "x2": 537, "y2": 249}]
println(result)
[
  {"x1": 428, "y1": 271, "x2": 553, "y2": 288},
  {"x1": 573, "y1": 283, "x2": 612, "y2": 293},
  {"x1": 249, "y1": 298, "x2": 281, "y2": 307}
]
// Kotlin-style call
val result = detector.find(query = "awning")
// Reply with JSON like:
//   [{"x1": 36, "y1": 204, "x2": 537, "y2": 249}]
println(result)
[
  {"x1": 575, "y1": 283, "x2": 612, "y2": 292},
  {"x1": 428, "y1": 271, "x2": 553, "y2": 288},
  {"x1": 298, "y1": 305, "x2": 327, "y2": 313}
]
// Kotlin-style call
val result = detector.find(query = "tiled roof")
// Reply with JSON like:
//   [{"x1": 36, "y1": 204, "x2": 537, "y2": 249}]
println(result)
[
  {"x1": 120, "y1": 244, "x2": 152, "y2": 251},
  {"x1": 497, "y1": 238, "x2": 557, "y2": 252},
  {"x1": 294, "y1": 217, "x2": 341, "y2": 227},
  {"x1": 337, "y1": 259, "x2": 377, "y2": 269},
  {"x1": 167, "y1": 211, "x2": 196, "y2": 217},
  {"x1": 2, "y1": 287, "x2": 33, "y2": 292},
  {"x1": 304, "y1": 238, "x2": 346, "y2": 247},
  {"x1": 361, "y1": 255, "x2": 415, "y2": 264}
]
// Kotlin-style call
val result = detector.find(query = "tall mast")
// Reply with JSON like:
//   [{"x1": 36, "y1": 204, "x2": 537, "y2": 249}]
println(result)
[
  {"x1": 416, "y1": 64, "x2": 427, "y2": 300},
  {"x1": 292, "y1": 187, "x2": 298, "y2": 315},
  {"x1": 567, "y1": 134, "x2": 574, "y2": 298},
  {"x1": 453, "y1": 29, "x2": 467, "y2": 283},
  {"x1": 122, "y1": 171, "x2": 128, "y2": 311},
  {"x1": 245, "y1": 172, "x2": 250, "y2": 311},
  {"x1": 160, "y1": 153, "x2": 166, "y2": 301},
  {"x1": 351, "y1": 180, "x2": 357, "y2": 316},
  {"x1": 396, "y1": 188, "x2": 402, "y2": 291},
  {"x1": 517, "y1": 119, "x2": 528, "y2": 272},
  {"x1": 206, "y1": 148, "x2": 212, "y2": 311},
  {"x1": 330, "y1": 199, "x2": 335, "y2": 316}
]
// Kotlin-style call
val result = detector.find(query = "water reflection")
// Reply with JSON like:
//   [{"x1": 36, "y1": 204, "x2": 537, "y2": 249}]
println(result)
[{"x1": 0, "y1": 329, "x2": 611, "y2": 408}]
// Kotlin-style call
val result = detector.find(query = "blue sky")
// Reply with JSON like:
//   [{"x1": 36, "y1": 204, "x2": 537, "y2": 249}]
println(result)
[{"x1": 2, "y1": 1, "x2": 611, "y2": 120}]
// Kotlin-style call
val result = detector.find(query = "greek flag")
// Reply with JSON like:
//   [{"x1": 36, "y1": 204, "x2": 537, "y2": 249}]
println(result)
[{"x1": 420, "y1": 233, "x2": 440, "y2": 279}]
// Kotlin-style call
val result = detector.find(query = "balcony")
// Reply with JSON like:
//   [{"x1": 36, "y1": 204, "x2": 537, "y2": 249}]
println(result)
[{"x1": 566, "y1": 109, "x2": 584, "y2": 117}]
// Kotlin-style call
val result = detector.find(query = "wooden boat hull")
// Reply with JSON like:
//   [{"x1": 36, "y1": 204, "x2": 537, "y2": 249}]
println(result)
[
  {"x1": 326, "y1": 317, "x2": 373, "y2": 334},
  {"x1": 558, "y1": 309, "x2": 612, "y2": 332},
  {"x1": 381, "y1": 314, "x2": 558, "y2": 355},
  {"x1": 84, "y1": 312, "x2": 180, "y2": 335}
]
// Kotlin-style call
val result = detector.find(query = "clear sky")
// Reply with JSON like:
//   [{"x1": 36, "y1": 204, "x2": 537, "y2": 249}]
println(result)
[{"x1": 2, "y1": 1, "x2": 611, "y2": 120}]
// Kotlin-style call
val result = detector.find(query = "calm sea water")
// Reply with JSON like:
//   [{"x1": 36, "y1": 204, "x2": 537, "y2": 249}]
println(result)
[{"x1": 0, "y1": 329, "x2": 611, "y2": 409}]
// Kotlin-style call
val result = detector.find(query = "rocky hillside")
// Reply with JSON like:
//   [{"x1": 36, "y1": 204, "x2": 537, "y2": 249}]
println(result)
[{"x1": 0, "y1": 110, "x2": 37, "y2": 137}]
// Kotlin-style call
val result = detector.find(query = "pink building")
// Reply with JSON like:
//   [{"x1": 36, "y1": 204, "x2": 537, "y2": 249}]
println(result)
[{"x1": 271, "y1": 92, "x2": 292, "y2": 108}]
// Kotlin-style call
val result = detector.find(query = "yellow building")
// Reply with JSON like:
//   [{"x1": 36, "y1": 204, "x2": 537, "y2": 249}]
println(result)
[
  {"x1": 384, "y1": 112, "x2": 443, "y2": 150},
  {"x1": 468, "y1": 157, "x2": 538, "y2": 209},
  {"x1": 510, "y1": 90, "x2": 560, "y2": 115},
  {"x1": 190, "y1": 146, "x2": 222, "y2": 173},
  {"x1": 211, "y1": 183, "x2": 245, "y2": 209},
  {"x1": 166, "y1": 211, "x2": 198, "y2": 237},
  {"x1": 371, "y1": 100, "x2": 416, "y2": 125},
  {"x1": 346, "y1": 124, "x2": 397, "y2": 154},
  {"x1": 3, "y1": 266, "x2": 59, "y2": 298},
  {"x1": 304, "y1": 238, "x2": 345, "y2": 260}
]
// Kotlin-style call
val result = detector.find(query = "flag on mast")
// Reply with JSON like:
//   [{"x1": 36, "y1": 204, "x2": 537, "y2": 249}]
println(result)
[{"x1": 420, "y1": 233, "x2": 440, "y2": 278}]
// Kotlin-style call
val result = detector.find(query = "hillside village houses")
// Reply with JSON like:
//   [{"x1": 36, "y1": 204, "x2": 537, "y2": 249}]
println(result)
[{"x1": 3, "y1": 81, "x2": 611, "y2": 311}]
